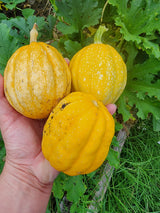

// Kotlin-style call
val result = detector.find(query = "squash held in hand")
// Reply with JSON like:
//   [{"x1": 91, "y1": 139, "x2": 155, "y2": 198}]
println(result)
[
  {"x1": 70, "y1": 26, "x2": 127, "y2": 105},
  {"x1": 42, "y1": 92, "x2": 115, "y2": 176},
  {"x1": 4, "y1": 23, "x2": 71, "y2": 119}
]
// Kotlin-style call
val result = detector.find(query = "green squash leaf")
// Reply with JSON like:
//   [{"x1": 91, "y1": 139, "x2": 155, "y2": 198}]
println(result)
[
  {"x1": 55, "y1": 0, "x2": 102, "y2": 35},
  {"x1": 0, "y1": 23, "x2": 19, "y2": 75}
]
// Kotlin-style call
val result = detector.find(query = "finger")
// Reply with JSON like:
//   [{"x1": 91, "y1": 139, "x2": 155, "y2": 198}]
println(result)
[
  {"x1": 106, "y1": 104, "x2": 117, "y2": 115},
  {"x1": 64, "y1": 58, "x2": 70, "y2": 65},
  {"x1": 0, "y1": 74, "x2": 4, "y2": 99}
]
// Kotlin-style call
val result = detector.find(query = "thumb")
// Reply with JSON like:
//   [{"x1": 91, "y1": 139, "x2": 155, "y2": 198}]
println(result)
[
  {"x1": 32, "y1": 152, "x2": 59, "y2": 184},
  {"x1": 106, "y1": 104, "x2": 117, "y2": 115}
]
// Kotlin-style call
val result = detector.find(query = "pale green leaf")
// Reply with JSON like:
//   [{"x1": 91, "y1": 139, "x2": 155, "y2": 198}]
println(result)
[
  {"x1": 111, "y1": 136, "x2": 119, "y2": 147},
  {"x1": 136, "y1": 100, "x2": 160, "y2": 120},
  {"x1": 117, "y1": 86, "x2": 160, "y2": 122},
  {"x1": 22, "y1": 8, "x2": 35, "y2": 19},
  {"x1": 3, "y1": 0, "x2": 25, "y2": 10},
  {"x1": 107, "y1": 148, "x2": 120, "y2": 169},
  {"x1": 129, "y1": 80, "x2": 160, "y2": 100},
  {"x1": 52, "y1": 173, "x2": 66, "y2": 199},
  {"x1": 127, "y1": 93, "x2": 160, "y2": 120},
  {"x1": 70, "y1": 202, "x2": 85, "y2": 213},
  {"x1": 109, "y1": 0, "x2": 160, "y2": 58},
  {"x1": 64, "y1": 176, "x2": 86, "y2": 202}
]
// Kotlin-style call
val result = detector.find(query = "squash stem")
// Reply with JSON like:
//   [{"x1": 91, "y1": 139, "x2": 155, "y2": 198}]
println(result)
[
  {"x1": 30, "y1": 23, "x2": 38, "y2": 43},
  {"x1": 94, "y1": 25, "x2": 108, "y2": 44}
]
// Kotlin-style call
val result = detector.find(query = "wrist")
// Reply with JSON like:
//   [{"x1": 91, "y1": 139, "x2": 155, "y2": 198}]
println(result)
[
  {"x1": 1, "y1": 160, "x2": 53, "y2": 194},
  {"x1": 0, "y1": 161, "x2": 53, "y2": 213}
]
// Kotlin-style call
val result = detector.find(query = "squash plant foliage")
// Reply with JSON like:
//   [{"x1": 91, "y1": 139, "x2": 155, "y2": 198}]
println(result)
[
  {"x1": 1, "y1": 0, "x2": 159, "y2": 129},
  {"x1": 0, "y1": 0, "x2": 160, "y2": 211},
  {"x1": 51, "y1": 0, "x2": 160, "y2": 130}
]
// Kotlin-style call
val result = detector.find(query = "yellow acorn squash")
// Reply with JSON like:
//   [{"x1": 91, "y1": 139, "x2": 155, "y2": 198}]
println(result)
[
  {"x1": 4, "y1": 23, "x2": 71, "y2": 119},
  {"x1": 42, "y1": 92, "x2": 115, "y2": 176},
  {"x1": 69, "y1": 26, "x2": 127, "y2": 104}
]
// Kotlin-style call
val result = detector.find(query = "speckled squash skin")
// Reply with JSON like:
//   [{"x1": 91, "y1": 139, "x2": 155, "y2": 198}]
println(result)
[
  {"x1": 42, "y1": 92, "x2": 115, "y2": 176},
  {"x1": 69, "y1": 43, "x2": 127, "y2": 104},
  {"x1": 4, "y1": 26, "x2": 71, "y2": 119}
]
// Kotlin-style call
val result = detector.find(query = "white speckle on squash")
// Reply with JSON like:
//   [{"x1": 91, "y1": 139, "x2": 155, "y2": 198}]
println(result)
[
  {"x1": 99, "y1": 62, "x2": 102, "y2": 67},
  {"x1": 92, "y1": 100, "x2": 98, "y2": 107},
  {"x1": 99, "y1": 74, "x2": 103, "y2": 80}
]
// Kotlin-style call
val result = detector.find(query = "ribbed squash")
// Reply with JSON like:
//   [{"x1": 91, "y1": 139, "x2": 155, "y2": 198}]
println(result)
[
  {"x1": 69, "y1": 26, "x2": 127, "y2": 104},
  {"x1": 42, "y1": 92, "x2": 115, "y2": 176},
  {"x1": 4, "y1": 24, "x2": 71, "y2": 119}
]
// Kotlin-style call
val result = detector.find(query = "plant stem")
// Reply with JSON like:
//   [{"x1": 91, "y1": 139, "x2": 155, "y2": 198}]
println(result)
[
  {"x1": 94, "y1": 25, "x2": 108, "y2": 44},
  {"x1": 30, "y1": 23, "x2": 38, "y2": 43}
]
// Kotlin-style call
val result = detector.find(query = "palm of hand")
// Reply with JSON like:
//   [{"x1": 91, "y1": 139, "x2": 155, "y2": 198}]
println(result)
[{"x1": 1, "y1": 100, "x2": 44, "y2": 165}]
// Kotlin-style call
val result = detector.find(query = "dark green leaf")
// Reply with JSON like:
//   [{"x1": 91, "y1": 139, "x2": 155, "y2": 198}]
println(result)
[
  {"x1": 0, "y1": 13, "x2": 7, "y2": 21},
  {"x1": 128, "y1": 57, "x2": 160, "y2": 80},
  {"x1": 2, "y1": 16, "x2": 46, "y2": 45},
  {"x1": 116, "y1": 91, "x2": 132, "y2": 122},
  {"x1": 64, "y1": 40, "x2": 82, "y2": 59},
  {"x1": 42, "y1": 15, "x2": 56, "y2": 40},
  {"x1": 153, "y1": 116, "x2": 160, "y2": 132},
  {"x1": 56, "y1": 0, "x2": 102, "y2": 35},
  {"x1": 0, "y1": 23, "x2": 19, "y2": 75}
]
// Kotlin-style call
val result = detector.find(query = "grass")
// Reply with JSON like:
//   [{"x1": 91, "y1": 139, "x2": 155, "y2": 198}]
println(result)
[{"x1": 104, "y1": 118, "x2": 160, "y2": 213}]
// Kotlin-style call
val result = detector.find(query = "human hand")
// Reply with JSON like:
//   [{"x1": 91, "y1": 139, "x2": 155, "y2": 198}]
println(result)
[
  {"x1": 0, "y1": 58, "x2": 116, "y2": 212},
  {"x1": 0, "y1": 61, "x2": 116, "y2": 181}
]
